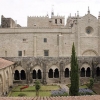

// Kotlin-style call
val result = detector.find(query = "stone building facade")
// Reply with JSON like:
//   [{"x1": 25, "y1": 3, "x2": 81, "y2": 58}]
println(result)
[
  {"x1": 0, "y1": 58, "x2": 14, "y2": 96},
  {"x1": 0, "y1": 8, "x2": 100, "y2": 85}
]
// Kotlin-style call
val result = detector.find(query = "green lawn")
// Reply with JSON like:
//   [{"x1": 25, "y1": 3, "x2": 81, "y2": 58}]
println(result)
[
  {"x1": 12, "y1": 86, "x2": 35, "y2": 91},
  {"x1": 10, "y1": 91, "x2": 51, "y2": 97},
  {"x1": 12, "y1": 85, "x2": 59, "y2": 91},
  {"x1": 79, "y1": 85, "x2": 88, "y2": 89},
  {"x1": 9, "y1": 85, "x2": 60, "y2": 97},
  {"x1": 41, "y1": 85, "x2": 59, "y2": 90}
]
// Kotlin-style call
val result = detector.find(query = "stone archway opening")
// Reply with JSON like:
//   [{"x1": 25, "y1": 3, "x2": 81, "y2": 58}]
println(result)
[
  {"x1": 54, "y1": 68, "x2": 59, "y2": 78},
  {"x1": 81, "y1": 68, "x2": 85, "y2": 77},
  {"x1": 21, "y1": 70, "x2": 26, "y2": 80},
  {"x1": 37, "y1": 69, "x2": 42, "y2": 79},
  {"x1": 48, "y1": 69, "x2": 53, "y2": 78},
  {"x1": 32, "y1": 70, "x2": 36, "y2": 79},
  {"x1": 65, "y1": 68, "x2": 69, "y2": 77},
  {"x1": 86, "y1": 67, "x2": 91, "y2": 77},
  {"x1": 14, "y1": 70, "x2": 20, "y2": 80},
  {"x1": 96, "y1": 67, "x2": 100, "y2": 77}
]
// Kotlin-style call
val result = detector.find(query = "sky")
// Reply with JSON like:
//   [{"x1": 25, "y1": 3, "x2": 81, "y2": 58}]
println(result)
[{"x1": 0, "y1": 0, "x2": 100, "y2": 26}]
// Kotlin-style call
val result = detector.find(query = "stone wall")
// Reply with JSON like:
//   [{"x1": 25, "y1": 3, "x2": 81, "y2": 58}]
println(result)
[{"x1": 3, "y1": 57, "x2": 100, "y2": 84}]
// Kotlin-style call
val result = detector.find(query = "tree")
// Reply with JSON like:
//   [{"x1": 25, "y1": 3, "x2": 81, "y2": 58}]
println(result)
[
  {"x1": 69, "y1": 43, "x2": 79, "y2": 96},
  {"x1": 35, "y1": 80, "x2": 41, "y2": 96},
  {"x1": 88, "y1": 78, "x2": 94, "y2": 89}
]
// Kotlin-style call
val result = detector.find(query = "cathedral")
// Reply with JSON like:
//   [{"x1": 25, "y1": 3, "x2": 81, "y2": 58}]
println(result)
[{"x1": 0, "y1": 8, "x2": 100, "y2": 95}]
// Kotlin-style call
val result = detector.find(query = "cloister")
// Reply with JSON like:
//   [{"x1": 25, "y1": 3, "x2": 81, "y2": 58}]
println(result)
[{"x1": 13, "y1": 63, "x2": 100, "y2": 82}]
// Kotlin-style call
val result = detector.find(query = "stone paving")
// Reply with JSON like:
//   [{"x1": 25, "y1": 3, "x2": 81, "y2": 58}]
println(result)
[{"x1": 59, "y1": 84, "x2": 69, "y2": 94}]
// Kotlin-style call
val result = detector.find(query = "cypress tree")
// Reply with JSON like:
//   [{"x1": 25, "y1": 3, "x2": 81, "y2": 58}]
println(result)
[{"x1": 70, "y1": 43, "x2": 79, "y2": 96}]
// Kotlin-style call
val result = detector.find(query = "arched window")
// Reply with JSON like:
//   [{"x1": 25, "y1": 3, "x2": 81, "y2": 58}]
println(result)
[
  {"x1": 14, "y1": 70, "x2": 20, "y2": 80},
  {"x1": 65, "y1": 68, "x2": 69, "y2": 77},
  {"x1": 38, "y1": 70, "x2": 42, "y2": 79},
  {"x1": 96, "y1": 67, "x2": 100, "y2": 77},
  {"x1": 54, "y1": 68, "x2": 59, "y2": 78},
  {"x1": 86, "y1": 67, "x2": 91, "y2": 77},
  {"x1": 32, "y1": 70, "x2": 36, "y2": 79},
  {"x1": 21, "y1": 70, "x2": 26, "y2": 80},
  {"x1": 55, "y1": 19, "x2": 57, "y2": 24},
  {"x1": 80, "y1": 68, "x2": 85, "y2": 77},
  {"x1": 60, "y1": 19, "x2": 62, "y2": 24},
  {"x1": 48, "y1": 69, "x2": 53, "y2": 78}
]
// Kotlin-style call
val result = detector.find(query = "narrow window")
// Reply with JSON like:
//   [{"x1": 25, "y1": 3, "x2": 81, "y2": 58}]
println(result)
[
  {"x1": 55, "y1": 19, "x2": 57, "y2": 24},
  {"x1": 24, "y1": 50, "x2": 25, "y2": 56},
  {"x1": 44, "y1": 50, "x2": 49, "y2": 56},
  {"x1": 18, "y1": 51, "x2": 22, "y2": 56},
  {"x1": 44, "y1": 38, "x2": 47, "y2": 42},
  {"x1": 60, "y1": 19, "x2": 62, "y2": 24},
  {"x1": 5, "y1": 51, "x2": 7, "y2": 57},
  {"x1": 23, "y1": 39, "x2": 26, "y2": 42}
]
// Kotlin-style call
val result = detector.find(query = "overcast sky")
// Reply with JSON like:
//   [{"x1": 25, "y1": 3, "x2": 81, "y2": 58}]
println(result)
[{"x1": 0, "y1": 0, "x2": 100, "y2": 26}]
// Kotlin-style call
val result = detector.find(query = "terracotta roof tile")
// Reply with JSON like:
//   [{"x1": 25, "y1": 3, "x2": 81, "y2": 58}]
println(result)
[
  {"x1": 0, "y1": 58, "x2": 14, "y2": 69},
  {"x1": 0, "y1": 95, "x2": 100, "y2": 100}
]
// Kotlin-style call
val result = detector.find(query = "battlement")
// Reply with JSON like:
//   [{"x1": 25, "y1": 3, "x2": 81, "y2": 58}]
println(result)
[
  {"x1": 28, "y1": 16, "x2": 49, "y2": 18},
  {"x1": 27, "y1": 14, "x2": 65, "y2": 27}
]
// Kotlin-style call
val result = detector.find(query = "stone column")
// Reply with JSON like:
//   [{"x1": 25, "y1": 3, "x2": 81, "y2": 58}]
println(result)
[
  {"x1": 43, "y1": 63, "x2": 47, "y2": 84},
  {"x1": 12, "y1": 73, "x2": 15, "y2": 80},
  {"x1": 90, "y1": 70, "x2": 92, "y2": 77},
  {"x1": 33, "y1": 36, "x2": 37, "y2": 57},
  {"x1": 85, "y1": 70, "x2": 86, "y2": 77},
  {"x1": 19, "y1": 73, "x2": 21, "y2": 80},
  {"x1": 69, "y1": 71, "x2": 70, "y2": 78},
  {"x1": 0, "y1": 82, "x2": 3, "y2": 96},
  {"x1": 30, "y1": 72, "x2": 33, "y2": 83},
  {"x1": 60, "y1": 62, "x2": 64, "y2": 83}
]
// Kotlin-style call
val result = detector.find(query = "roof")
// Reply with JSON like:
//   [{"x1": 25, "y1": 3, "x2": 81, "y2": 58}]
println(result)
[
  {"x1": 0, "y1": 58, "x2": 14, "y2": 69},
  {"x1": 0, "y1": 95, "x2": 100, "y2": 100}
]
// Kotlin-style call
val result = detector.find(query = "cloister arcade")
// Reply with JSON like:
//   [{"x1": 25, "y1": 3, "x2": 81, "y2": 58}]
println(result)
[{"x1": 13, "y1": 63, "x2": 100, "y2": 82}]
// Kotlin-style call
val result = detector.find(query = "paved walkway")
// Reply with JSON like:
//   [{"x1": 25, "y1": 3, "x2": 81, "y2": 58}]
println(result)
[{"x1": 59, "y1": 84, "x2": 69, "y2": 94}]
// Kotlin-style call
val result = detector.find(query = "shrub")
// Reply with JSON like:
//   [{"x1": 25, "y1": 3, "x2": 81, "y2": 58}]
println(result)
[
  {"x1": 88, "y1": 78, "x2": 94, "y2": 89},
  {"x1": 79, "y1": 88, "x2": 93, "y2": 95},
  {"x1": 34, "y1": 80, "x2": 41, "y2": 96},
  {"x1": 18, "y1": 93, "x2": 27, "y2": 97},
  {"x1": 51, "y1": 88, "x2": 68, "y2": 96}
]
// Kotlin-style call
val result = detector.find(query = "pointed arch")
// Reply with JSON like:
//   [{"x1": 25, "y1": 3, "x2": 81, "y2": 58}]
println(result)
[
  {"x1": 81, "y1": 68, "x2": 85, "y2": 77},
  {"x1": 82, "y1": 49, "x2": 98, "y2": 56},
  {"x1": 80, "y1": 63, "x2": 91, "y2": 70},
  {"x1": 13, "y1": 66, "x2": 25, "y2": 73},
  {"x1": 65, "y1": 68, "x2": 69, "y2": 77},
  {"x1": 32, "y1": 70, "x2": 36, "y2": 79},
  {"x1": 86, "y1": 67, "x2": 91, "y2": 77},
  {"x1": 54, "y1": 68, "x2": 59, "y2": 78},
  {"x1": 48, "y1": 69, "x2": 53, "y2": 78},
  {"x1": 14, "y1": 70, "x2": 20, "y2": 80},
  {"x1": 49, "y1": 65, "x2": 59, "y2": 72},
  {"x1": 21, "y1": 70, "x2": 26, "y2": 80},
  {"x1": 37, "y1": 69, "x2": 42, "y2": 79},
  {"x1": 96, "y1": 67, "x2": 100, "y2": 77},
  {"x1": 32, "y1": 65, "x2": 43, "y2": 72}
]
